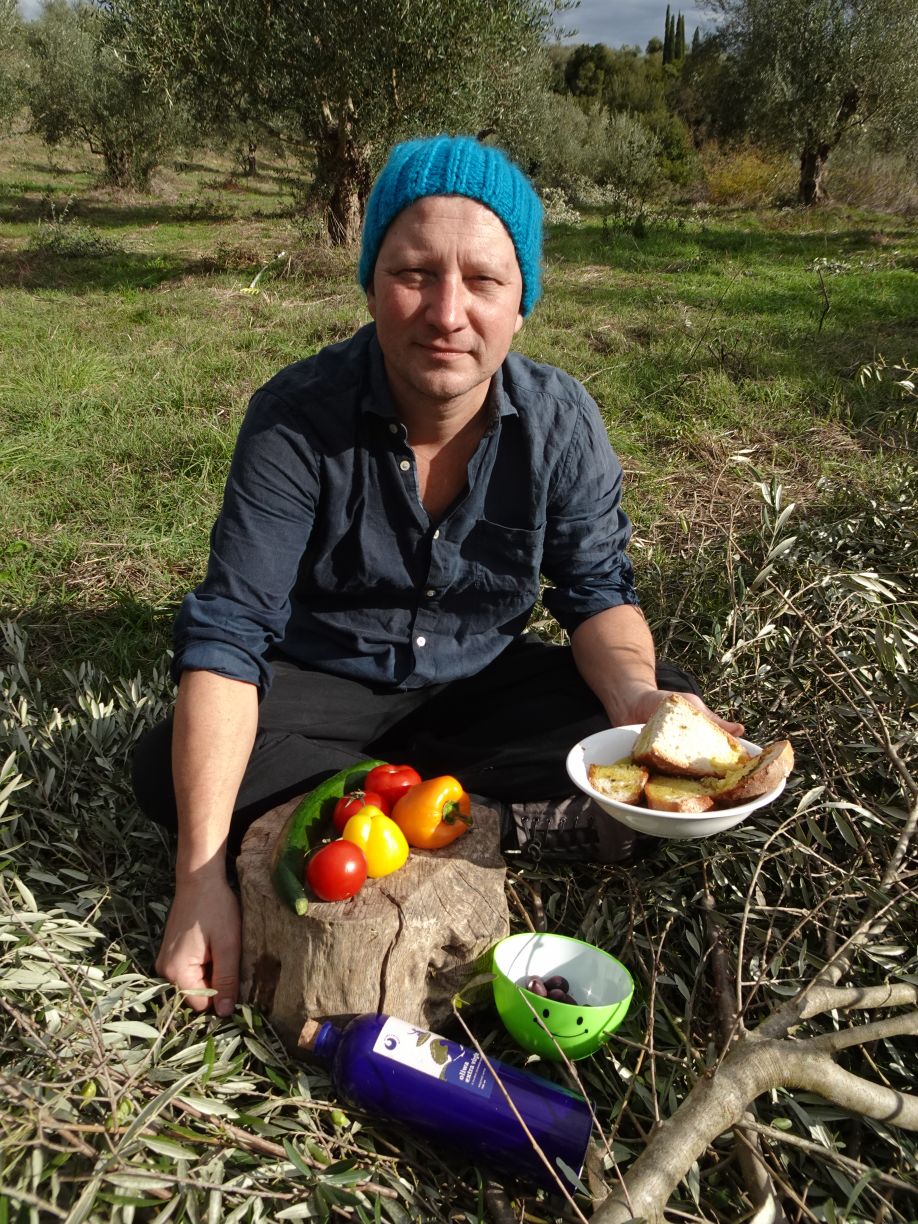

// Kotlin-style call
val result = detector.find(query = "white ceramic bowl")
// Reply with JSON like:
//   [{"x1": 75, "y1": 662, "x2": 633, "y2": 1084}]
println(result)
[{"x1": 566, "y1": 725, "x2": 786, "y2": 840}]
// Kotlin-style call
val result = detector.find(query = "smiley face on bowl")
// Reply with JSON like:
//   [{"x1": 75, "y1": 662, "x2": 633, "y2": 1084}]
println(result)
[
  {"x1": 525, "y1": 993, "x2": 591, "y2": 1040},
  {"x1": 492, "y1": 933, "x2": 634, "y2": 1061}
]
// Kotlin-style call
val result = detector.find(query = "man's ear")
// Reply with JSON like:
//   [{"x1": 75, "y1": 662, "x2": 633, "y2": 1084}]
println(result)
[
  {"x1": 366, "y1": 284, "x2": 376, "y2": 319},
  {"x1": 513, "y1": 311, "x2": 524, "y2": 335}
]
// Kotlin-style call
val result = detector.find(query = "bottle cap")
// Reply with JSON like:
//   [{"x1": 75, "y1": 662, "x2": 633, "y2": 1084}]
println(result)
[{"x1": 296, "y1": 1018, "x2": 323, "y2": 1055}]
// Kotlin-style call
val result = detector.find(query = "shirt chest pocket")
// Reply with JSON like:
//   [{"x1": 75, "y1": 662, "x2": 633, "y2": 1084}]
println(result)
[{"x1": 461, "y1": 518, "x2": 546, "y2": 593}]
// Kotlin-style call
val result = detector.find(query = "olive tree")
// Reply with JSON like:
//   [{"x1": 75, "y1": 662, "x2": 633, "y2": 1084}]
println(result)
[
  {"x1": 25, "y1": 0, "x2": 177, "y2": 189},
  {"x1": 706, "y1": 0, "x2": 918, "y2": 204},
  {"x1": 0, "y1": 0, "x2": 24, "y2": 132},
  {"x1": 104, "y1": 0, "x2": 563, "y2": 242}
]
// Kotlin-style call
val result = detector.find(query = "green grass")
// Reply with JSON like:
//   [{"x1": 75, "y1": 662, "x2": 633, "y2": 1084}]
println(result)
[{"x1": 2, "y1": 133, "x2": 914, "y2": 679}]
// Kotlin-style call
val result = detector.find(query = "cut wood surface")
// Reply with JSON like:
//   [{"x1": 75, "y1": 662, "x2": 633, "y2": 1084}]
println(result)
[{"x1": 238, "y1": 796, "x2": 509, "y2": 1051}]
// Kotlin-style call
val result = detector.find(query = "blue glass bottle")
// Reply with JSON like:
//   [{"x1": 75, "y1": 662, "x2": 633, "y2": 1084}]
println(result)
[{"x1": 308, "y1": 1013, "x2": 593, "y2": 1192}]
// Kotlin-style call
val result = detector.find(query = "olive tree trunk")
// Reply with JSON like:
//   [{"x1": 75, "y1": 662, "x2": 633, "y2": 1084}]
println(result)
[
  {"x1": 316, "y1": 97, "x2": 371, "y2": 245},
  {"x1": 798, "y1": 142, "x2": 831, "y2": 204}
]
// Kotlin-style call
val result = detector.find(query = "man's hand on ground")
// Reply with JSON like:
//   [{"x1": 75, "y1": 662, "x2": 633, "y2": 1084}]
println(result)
[
  {"x1": 155, "y1": 876, "x2": 241, "y2": 1017},
  {"x1": 622, "y1": 687, "x2": 745, "y2": 738}
]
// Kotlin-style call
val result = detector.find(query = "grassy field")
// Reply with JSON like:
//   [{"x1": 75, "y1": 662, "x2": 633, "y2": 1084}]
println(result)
[
  {"x1": 2, "y1": 132, "x2": 915, "y2": 679},
  {"x1": 1, "y1": 131, "x2": 916, "y2": 1223}
]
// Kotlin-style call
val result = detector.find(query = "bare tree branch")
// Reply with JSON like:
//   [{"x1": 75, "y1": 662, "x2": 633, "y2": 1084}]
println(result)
[
  {"x1": 780, "y1": 1050, "x2": 918, "y2": 1130},
  {"x1": 797, "y1": 982, "x2": 918, "y2": 1019},
  {"x1": 741, "y1": 1119, "x2": 918, "y2": 1199},
  {"x1": 756, "y1": 891, "x2": 911, "y2": 1039},
  {"x1": 801, "y1": 1008, "x2": 918, "y2": 1055},
  {"x1": 887, "y1": 793, "x2": 918, "y2": 881},
  {"x1": 703, "y1": 886, "x2": 787, "y2": 1224}
]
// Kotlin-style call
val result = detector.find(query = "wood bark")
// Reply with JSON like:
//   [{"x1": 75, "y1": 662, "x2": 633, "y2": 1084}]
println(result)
[
  {"x1": 316, "y1": 97, "x2": 370, "y2": 245},
  {"x1": 237, "y1": 796, "x2": 509, "y2": 1052},
  {"x1": 798, "y1": 143, "x2": 830, "y2": 204},
  {"x1": 798, "y1": 90, "x2": 859, "y2": 206}
]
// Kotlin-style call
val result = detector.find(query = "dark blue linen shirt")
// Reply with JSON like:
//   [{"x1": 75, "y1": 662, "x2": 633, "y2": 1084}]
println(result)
[{"x1": 173, "y1": 324, "x2": 639, "y2": 695}]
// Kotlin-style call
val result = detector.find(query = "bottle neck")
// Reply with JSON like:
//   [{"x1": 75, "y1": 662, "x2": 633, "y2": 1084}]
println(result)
[{"x1": 312, "y1": 1021, "x2": 342, "y2": 1062}]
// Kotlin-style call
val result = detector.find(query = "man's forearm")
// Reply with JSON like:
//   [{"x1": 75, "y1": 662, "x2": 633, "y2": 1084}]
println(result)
[
  {"x1": 172, "y1": 669, "x2": 259, "y2": 882},
  {"x1": 570, "y1": 604, "x2": 658, "y2": 726}
]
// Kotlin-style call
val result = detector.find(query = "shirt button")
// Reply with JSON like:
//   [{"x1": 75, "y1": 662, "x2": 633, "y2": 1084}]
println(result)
[
  {"x1": 432, "y1": 529, "x2": 440, "y2": 539},
  {"x1": 416, "y1": 635, "x2": 427, "y2": 647},
  {"x1": 425, "y1": 589, "x2": 436, "y2": 598},
  {"x1": 399, "y1": 459, "x2": 410, "y2": 472},
  {"x1": 388, "y1": 422, "x2": 398, "y2": 434}
]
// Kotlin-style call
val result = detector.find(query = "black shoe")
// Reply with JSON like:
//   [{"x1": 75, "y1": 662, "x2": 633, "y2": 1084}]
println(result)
[{"x1": 494, "y1": 794, "x2": 649, "y2": 865}]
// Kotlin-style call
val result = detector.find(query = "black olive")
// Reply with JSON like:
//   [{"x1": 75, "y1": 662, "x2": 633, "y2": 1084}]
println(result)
[
  {"x1": 525, "y1": 976, "x2": 548, "y2": 996},
  {"x1": 543, "y1": 975, "x2": 570, "y2": 994},
  {"x1": 548, "y1": 988, "x2": 578, "y2": 1005}
]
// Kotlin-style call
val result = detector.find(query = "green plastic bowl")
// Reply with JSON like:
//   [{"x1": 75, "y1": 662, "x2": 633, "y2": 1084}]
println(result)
[{"x1": 492, "y1": 932, "x2": 634, "y2": 1061}]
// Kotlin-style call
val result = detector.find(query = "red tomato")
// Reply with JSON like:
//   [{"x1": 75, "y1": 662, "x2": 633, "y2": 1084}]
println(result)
[
  {"x1": 306, "y1": 840, "x2": 368, "y2": 902},
  {"x1": 332, "y1": 790, "x2": 389, "y2": 833},
  {"x1": 365, "y1": 763, "x2": 422, "y2": 809}
]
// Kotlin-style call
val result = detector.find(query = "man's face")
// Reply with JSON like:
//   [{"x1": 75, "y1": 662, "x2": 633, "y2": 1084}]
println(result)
[{"x1": 367, "y1": 195, "x2": 524, "y2": 416}]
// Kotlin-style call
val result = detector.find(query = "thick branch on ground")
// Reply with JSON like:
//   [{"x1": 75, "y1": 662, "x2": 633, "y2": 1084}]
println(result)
[
  {"x1": 780, "y1": 1048, "x2": 918, "y2": 1130},
  {"x1": 758, "y1": 980, "x2": 918, "y2": 1040},
  {"x1": 799, "y1": 982, "x2": 918, "y2": 1019},
  {"x1": 704, "y1": 890, "x2": 787, "y2": 1224},
  {"x1": 803, "y1": 1009, "x2": 918, "y2": 1054},
  {"x1": 589, "y1": 1026, "x2": 918, "y2": 1224}
]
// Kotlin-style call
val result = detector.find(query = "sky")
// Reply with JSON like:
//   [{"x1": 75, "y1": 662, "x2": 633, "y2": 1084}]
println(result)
[
  {"x1": 17, "y1": 0, "x2": 713, "y2": 50},
  {"x1": 558, "y1": 0, "x2": 712, "y2": 49}
]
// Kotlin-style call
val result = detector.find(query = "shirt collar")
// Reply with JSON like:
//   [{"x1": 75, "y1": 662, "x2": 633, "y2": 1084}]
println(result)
[{"x1": 364, "y1": 329, "x2": 400, "y2": 422}]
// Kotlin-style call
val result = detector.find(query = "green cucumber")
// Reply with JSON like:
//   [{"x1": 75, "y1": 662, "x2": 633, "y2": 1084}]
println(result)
[{"x1": 271, "y1": 758, "x2": 386, "y2": 915}]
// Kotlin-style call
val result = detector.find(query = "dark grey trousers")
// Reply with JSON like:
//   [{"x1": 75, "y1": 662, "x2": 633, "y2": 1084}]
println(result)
[{"x1": 131, "y1": 634, "x2": 701, "y2": 860}]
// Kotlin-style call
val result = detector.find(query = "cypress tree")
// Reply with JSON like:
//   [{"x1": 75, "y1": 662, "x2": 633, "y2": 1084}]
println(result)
[
  {"x1": 676, "y1": 12, "x2": 685, "y2": 59},
  {"x1": 663, "y1": 4, "x2": 673, "y2": 64},
  {"x1": 691, "y1": 25, "x2": 701, "y2": 54}
]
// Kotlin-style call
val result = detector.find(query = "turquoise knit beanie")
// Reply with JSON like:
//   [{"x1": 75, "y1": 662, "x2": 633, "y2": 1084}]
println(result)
[{"x1": 358, "y1": 135, "x2": 543, "y2": 317}]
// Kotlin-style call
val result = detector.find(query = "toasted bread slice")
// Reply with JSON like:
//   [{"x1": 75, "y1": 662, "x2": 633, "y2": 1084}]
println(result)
[
  {"x1": 644, "y1": 775, "x2": 716, "y2": 813},
  {"x1": 588, "y1": 759, "x2": 649, "y2": 805},
  {"x1": 710, "y1": 740, "x2": 794, "y2": 805},
  {"x1": 632, "y1": 694, "x2": 749, "y2": 779}
]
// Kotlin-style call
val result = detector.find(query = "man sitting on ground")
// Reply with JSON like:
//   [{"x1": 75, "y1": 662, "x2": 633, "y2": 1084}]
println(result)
[{"x1": 132, "y1": 135, "x2": 741, "y2": 1017}]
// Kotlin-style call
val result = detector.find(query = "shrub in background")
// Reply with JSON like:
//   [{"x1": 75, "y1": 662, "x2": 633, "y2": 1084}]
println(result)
[
  {"x1": 645, "y1": 109, "x2": 698, "y2": 185},
  {"x1": 700, "y1": 142, "x2": 795, "y2": 205},
  {"x1": 27, "y1": 194, "x2": 123, "y2": 257},
  {"x1": 510, "y1": 92, "x2": 664, "y2": 219}
]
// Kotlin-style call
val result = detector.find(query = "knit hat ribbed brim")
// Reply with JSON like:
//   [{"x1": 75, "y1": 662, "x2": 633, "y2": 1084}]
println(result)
[{"x1": 358, "y1": 135, "x2": 543, "y2": 317}]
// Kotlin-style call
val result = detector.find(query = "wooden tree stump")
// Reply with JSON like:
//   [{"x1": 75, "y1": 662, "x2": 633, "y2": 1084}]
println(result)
[{"x1": 238, "y1": 797, "x2": 509, "y2": 1052}]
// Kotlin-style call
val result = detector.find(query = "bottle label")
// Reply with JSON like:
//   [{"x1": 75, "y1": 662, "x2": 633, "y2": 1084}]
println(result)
[{"x1": 372, "y1": 1016, "x2": 494, "y2": 1098}]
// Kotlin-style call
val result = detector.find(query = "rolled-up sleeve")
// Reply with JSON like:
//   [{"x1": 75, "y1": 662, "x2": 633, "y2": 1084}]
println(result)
[
  {"x1": 540, "y1": 391, "x2": 639, "y2": 632},
  {"x1": 172, "y1": 390, "x2": 319, "y2": 695}
]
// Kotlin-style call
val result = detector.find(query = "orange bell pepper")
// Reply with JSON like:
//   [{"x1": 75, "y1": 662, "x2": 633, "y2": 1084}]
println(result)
[{"x1": 391, "y1": 776, "x2": 472, "y2": 849}]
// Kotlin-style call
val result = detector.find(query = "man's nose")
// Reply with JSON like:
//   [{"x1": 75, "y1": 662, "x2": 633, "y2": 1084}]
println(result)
[{"x1": 425, "y1": 276, "x2": 466, "y2": 331}]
